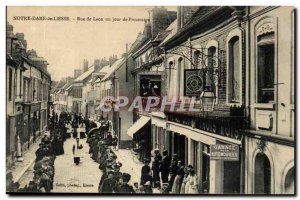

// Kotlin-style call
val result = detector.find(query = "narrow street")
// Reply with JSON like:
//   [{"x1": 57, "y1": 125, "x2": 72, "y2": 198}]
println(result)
[{"x1": 52, "y1": 137, "x2": 102, "y2": 193}]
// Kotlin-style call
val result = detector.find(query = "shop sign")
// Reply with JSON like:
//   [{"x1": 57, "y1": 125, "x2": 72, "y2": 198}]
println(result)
[
  {"x1": 210, "y1": 144, "x2": 239, "y2": 161},
  {"x1": 184, "y1": 69, "x2": 204, "y2": 96}
]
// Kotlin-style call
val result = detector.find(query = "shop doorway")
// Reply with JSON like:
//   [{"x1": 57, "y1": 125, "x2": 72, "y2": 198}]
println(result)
[
  {"x1": 284, "y1": 167, "x2": 294, "y2": 194},
  {"x1": 223, "y1": 161, "x2": 240, "y2": 193},
  {"x1": 254, "y1": 153, "x2": 271, "y2": 194},
  {"x1": 173, "y1": 133, "x2": 186, "y2": 164}
]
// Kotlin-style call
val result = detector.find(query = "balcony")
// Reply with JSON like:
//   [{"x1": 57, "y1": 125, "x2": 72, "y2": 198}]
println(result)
[{"x1": 165, "y1": 104, "x2": 248, "y2": 140}]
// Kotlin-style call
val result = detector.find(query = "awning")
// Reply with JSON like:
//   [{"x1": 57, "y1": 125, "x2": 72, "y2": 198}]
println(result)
[{"x1": 127, "y1": 116, "x2": 150, "y2": 138}]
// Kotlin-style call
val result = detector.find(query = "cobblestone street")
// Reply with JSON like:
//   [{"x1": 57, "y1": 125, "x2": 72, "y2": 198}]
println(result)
[{"x1": 52, "y1": 137, "x2": 102, "y2": 193}]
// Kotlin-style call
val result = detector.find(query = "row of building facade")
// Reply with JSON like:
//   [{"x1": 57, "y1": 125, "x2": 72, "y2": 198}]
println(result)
[
  {"x1": 51, "y1": 6, "x2": 295, "y2": 194},
  {"x1": 6, "y1": 22, "x2": 52, "y2": 167},
  {"x1": 127, "y1": 6, "x2": 295, "y2": 194}
]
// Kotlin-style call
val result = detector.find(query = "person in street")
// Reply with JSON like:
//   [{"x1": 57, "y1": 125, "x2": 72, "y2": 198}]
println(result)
[
  {"x1": 186, "y1": 168, "x2": 199, "y2": 194},
  {"x1": 140, "y1": 158, "x2": 151, "y2": 186},
  {"x1": 99, "y1": 171, "x2": 117, "y2": 193},
  {"x1": 168, "y1": 154, "x2": 179, "y2": 190},
  {"x1": 106, "y1": 132, "x2": 113, "y2": 146},
  {"x1": 171, "y1": 160, "x2": 185, "y2": 194},
  {"x1": 112, "y1": 162, "x2": 123, "y2": 183},
  {"x1": 180, "y1": 167, "x2": 189, "y2": 194},
  {"x1": 184, "y1": 165, "x2": 193, "y2": 193},
  {"x1": 114, "y1": 173, "x2": 135, "y2": 194},
  {"x1": 133, "y1": 182, "x2": 139, "y2": 193},
  {"x1": 159, "y1": 150, "x2": 171, "y2": 184},
  {"x1": 112, "y1": 135, "x2": 118, "y2": 150},
  {"x1": 143, "y1": 181, "x2": 153, "y2": 194},
  {"x1": 152, "y1": 149, "x2": 162, "y2": 188},
  {"x1": 73, "y1": 141, "x2": 83, "y2": 165}
]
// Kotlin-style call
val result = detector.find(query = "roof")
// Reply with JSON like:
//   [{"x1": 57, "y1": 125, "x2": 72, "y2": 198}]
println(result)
[
  {"x1": 101, "y1": 56, "x2": 129, "y2": 81},
  {"x1": 128, "y1": 33, "x2": 149, "y2": 54},
  {"x1": 162, "y1": 6, "x2": 234, "y2": 47},
  {"x1": 74, "y1": 65, "x2": 95, "y2": 83},
  {"x1": 160, "y1": 19, "x2": 178, "y2": 46}
]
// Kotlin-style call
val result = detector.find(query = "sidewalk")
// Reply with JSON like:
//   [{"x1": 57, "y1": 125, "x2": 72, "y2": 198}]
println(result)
[
  {"x1": 10, "y1": 137, "x2": 41, "y2": 183},
  {"x1": 113, "y1": 149, "x2": 160, "y2": 193}
]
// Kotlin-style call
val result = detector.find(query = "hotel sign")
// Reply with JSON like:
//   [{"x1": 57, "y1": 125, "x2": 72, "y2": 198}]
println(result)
[
  {"x1": 184, "y1": 69, "x2": 204, "y2": 96},
  {"x1": 210, "y1": 144, "x2": 239, "y2": 161}
]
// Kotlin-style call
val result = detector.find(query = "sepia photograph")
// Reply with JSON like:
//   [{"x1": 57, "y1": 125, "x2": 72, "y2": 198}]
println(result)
[{"x1": 5, "y1": 5, "x2": 295, "y2": 195}]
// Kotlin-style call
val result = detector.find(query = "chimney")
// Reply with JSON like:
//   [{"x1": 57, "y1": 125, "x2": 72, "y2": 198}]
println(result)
[
  {"x1": 16, "y1": 33, "x2": 27, "y2": 50},
  {"x1": 83, "y1": 59, "x2": 88, "y2": 72},
  {"x1": 177, "y1": 6, "x2": 182, "y2": 30},
  {"x1": 27, "y1": 49, "x2": 37, "y2": 58},
  {"x1": 74, "y1": 69, "x2": 82, "y2": 79},
  {"x1": 94, "y1": 59, "x2": 101, "y2": 71},
  {"x1": 6, "y1": 22, "x2": 14, "y2": 38},
  {"x1": 143, "y1": 21, "x2": 152, "y2": 39},
  {"x1": 182, "y1": 6, "x2": 199, "y2": 25},
  {"x1": 150, "y1": 7, "x2": 177, "y2": 39}
]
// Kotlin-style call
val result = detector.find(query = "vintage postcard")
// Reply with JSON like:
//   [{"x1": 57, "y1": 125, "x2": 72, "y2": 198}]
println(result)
[{"x1": 6, "y1": 6, "x2": 295, "y2": 195}]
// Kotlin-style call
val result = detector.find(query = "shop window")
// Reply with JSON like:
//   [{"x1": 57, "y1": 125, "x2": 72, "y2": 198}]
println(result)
[
  {"x1": 228, "y1": 36, "x2": 241, "y2": 103},
  {"x1": 254, "y1": 153, "x2": 271, "y2": 194},
  {"x1": 257, "y1": 32, "x2": 275, "y2": 103}
]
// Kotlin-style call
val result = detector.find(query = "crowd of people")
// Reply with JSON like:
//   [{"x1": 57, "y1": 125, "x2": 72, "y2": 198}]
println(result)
[
  {"x1": 139, "y1": 149, "x2": 200, "y2": 194},
  {"x1": 7, "y1": 111, "x2": 70, "y2": 193},
  {"x1": 87, "y1": 120, "x2": 137, "y2": 194}
]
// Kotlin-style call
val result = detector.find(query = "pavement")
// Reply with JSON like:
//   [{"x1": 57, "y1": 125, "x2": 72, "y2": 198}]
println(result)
[
  {"x1": 52, "y1": 137, "x2": 102, "y2": 193},
  {"x1": 11, "y1": 137, "x2": 42, "y2": 184},
  {"x1": 113, "y1": 149, "x2": 160, "y2": 193}
]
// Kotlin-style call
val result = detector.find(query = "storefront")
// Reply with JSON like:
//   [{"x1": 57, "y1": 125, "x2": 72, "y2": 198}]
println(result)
[{"x1": 127, "y1": 115, "x2": 152, "y2": 161}]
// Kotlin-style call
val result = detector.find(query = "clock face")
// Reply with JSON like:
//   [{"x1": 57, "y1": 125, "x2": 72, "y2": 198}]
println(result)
[{"x1": 186, "y1": 74, "x2": 203, "y2": 94}]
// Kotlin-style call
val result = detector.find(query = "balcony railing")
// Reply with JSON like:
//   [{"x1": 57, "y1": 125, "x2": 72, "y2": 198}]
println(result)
[{"x1": 166, "y1": 104, "x2": 248, "y2": 140}]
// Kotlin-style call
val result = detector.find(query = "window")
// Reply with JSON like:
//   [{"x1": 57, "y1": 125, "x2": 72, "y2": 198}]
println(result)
[
  {"x1": 257, "y1": 32, "x2": 275, "y2": 103},
  {"x1": 207, "y1": 46, "x2": 217, "y2": 91},
  {"x1": 228, "y1": 36, "x2": 241, "y2": 103},
  {"x1": 177, "y1": 57, "x2": 183, "y2": 98},
  {"x1": 24, "y1": 79, "x2": 29, "y2": 102},
  {"x1": 8, "y1": 68, "x2": 13, "y2": 101},
  {"x1": 19, "y1": 70, "x2": 22, "y2": 96},
  {"x1": 193, "y1": 50, "x2": 201, "y2": 69}
]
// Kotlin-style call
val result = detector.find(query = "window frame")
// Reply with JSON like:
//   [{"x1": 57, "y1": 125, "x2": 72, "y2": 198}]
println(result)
[
  {"x1": 254, "y1": 20, "x2": 277, "y2": 105},
  {"x1": 205, "y1": 40, "x2": 219, "y2": 104},
  {"x1": 226, "y1": 28, "x2": 243, "y2": 105}
]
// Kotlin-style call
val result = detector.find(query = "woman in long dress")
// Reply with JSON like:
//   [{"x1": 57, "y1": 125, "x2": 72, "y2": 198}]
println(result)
[
  {"x1": 186, "y1": 169, "x2": 199, "y2": 194},
  {"x1": 180, "y1": 167, "x2": 189, "y2": 194}
]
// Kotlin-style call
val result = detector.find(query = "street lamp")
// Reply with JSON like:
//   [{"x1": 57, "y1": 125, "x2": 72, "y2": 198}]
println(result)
[{"x1": 200, "y1": 85, "x2": 216, "y2": 112}]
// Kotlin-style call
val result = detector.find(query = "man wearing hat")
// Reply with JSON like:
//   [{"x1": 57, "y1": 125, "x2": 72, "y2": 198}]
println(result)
[
  {"x1": 141, "y1": 158, "x2": 150, "y2": 184},
  {"x1": 152, "y1": 149, "x2": 162, "y2": 188},
  {"x1": 98, "y1": 164, "x2": 114, "y2": 189},
  {"x1": 112, "y1": 162, "x2": 123, "y2": 183},
  {"x1": 99, "y1": 171, "x2": 117, "y2": 193},
  {"x1": 140, "y1": 158, "x2": 152, "y2": 186},
  {"x1": 114, "y1": 173, "x2": 135, "y2": 193},
  {"x1": 159, "y1": 150, "x2": 171, "y2": 184}
]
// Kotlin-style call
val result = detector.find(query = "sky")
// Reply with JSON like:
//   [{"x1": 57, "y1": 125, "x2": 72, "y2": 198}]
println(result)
[{"x1": 7, "y1": 6, "x2": 176, "y2": 81}]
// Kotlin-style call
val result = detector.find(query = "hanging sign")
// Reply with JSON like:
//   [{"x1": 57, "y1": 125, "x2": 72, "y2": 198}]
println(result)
[
  {"x1": 184, "y1": 69, "x2": 204, "y2": 96},
  {"x1": 210, "y1": 144, "x2": 239, "y2": 161}
]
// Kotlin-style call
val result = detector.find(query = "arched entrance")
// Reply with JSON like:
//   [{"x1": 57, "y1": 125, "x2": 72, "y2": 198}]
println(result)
[
  {"x1": 254, "y1": 153, "x2": 271, "y2": 194},
  {"x1": 284, "y1": 167, "x2": 294, "y2": 194}
]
